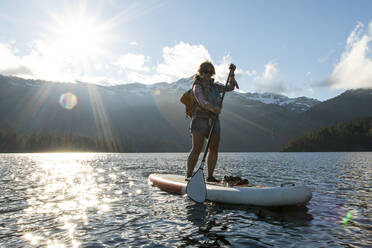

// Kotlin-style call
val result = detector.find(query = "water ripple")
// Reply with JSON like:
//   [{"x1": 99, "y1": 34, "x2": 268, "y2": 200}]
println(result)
[{"x1": 0, "y1": 152, "x2": 371, "y2": 247}]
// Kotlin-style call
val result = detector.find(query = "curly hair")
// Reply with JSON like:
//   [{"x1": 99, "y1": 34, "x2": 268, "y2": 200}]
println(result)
[
  {"x1": 193, "y1": 61, "x2": 215, "y2": 81},
  {"x1": 197, "y1": 61, "x2": 215, "y2": 75}
]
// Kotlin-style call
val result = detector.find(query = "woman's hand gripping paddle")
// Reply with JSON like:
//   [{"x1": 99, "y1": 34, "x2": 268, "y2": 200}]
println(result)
[{"x1": 186, "y1": 64, "x2": 235, "y2": 203}]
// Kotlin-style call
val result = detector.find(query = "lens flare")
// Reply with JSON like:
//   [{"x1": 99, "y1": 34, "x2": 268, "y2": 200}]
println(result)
[
  {"x1": 153, "y1": 89, "x2": 160, "y2": 96},
  {"x1": 343, "y1": 211, "x2": 352, "y2": 226},
  {"x1": 59, "y1": 93, "x2": 78, "y2": 110}
]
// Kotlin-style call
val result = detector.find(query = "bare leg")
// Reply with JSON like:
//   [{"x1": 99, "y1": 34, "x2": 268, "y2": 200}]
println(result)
[
  {"x1": 207, "y1": 132, "x2": 220, "y2": 178},
  {"x1": 186, "y1": 131, "x2": 205, "y2": 177}
]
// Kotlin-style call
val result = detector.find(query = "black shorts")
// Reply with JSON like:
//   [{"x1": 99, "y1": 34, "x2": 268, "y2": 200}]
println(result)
[{"x1": 190, "y1": 117, "x2": 220, "y2": 138}]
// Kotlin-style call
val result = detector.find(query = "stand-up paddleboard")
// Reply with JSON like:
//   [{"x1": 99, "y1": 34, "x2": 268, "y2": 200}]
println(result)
[{"x1": 148, "y1": 174, "x2": 312, "y2": 207}]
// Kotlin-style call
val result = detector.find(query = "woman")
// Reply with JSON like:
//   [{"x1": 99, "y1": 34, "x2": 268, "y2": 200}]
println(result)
[{"x1": 186, "y1": 61, "x2": 237, "y2": 182}]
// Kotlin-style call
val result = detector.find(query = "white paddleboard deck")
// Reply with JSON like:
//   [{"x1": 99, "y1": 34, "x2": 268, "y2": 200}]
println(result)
[{"x1": 148, "y1": 174, "x2": 312, "y2": 207}]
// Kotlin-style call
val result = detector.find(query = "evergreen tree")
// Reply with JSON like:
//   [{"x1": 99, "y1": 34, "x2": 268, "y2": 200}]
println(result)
[{"x1": 281, "y1": 117, "x2": 372, "y2": 152}]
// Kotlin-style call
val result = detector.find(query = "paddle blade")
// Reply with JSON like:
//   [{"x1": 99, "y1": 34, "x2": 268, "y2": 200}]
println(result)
[{"x1": 186, "y1": 168, "x2": 207, "y2": 203}]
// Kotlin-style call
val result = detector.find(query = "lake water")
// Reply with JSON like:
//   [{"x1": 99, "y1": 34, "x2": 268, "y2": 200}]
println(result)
[{"x1": 0, "y1": 152, "x2": 371, "y2": 247}]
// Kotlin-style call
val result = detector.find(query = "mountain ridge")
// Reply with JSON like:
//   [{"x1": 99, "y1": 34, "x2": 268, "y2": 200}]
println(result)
[{"x1": 1, "y1": 74, "x2": 371, "y2": 152}]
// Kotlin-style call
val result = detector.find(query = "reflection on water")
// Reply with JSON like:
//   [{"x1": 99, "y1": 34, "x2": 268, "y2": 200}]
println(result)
[
  {"x1": 0, "y1": 152, "x2": 371, "y2": 247},
  {"x1": 182, "y1": 202, "x2": 313, "y2": 247},
  {"x1": 21, "y1": 153, "x2": 111, "y2": 247}
]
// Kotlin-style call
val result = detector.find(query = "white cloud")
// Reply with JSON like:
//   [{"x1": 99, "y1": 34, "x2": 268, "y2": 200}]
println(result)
[
  {"x1": 263, "y1": 62, "x2": 278, "y2": 82},
  {"x1": 318, "y1": 56, "x2": 328, "y2": 64},
  {"x1": 246, "y1": 70, "x2": 257, "y2": 77},
  {"x1": 123, "y1": 71, "x2": 172, "y2": 85},
  {"x1": 1, "y1": 39, "x2": 247, "y2": 86},
  {"x1": 116, "y1": 53, "x2": 150, "y2": 72},
  {"x1": 0, "y1": 43, "x2": 32, "y2": 76},
  {"x1": 0, "y1": 40, "x2": 106, "y2": 82},
  {"x1": 252, "y1": 61, "x2": 286, "y2": 94},
  {"x1": 157, "y1": 42, "x2": 212, "y2": 79},
  {"x1": 116, "y1": 42, "x2": 240, "y2": 84},
  {"x1": 325, "y1": 21, "x2": 372, "y2": 89},
  {"x1": 211, "y1": 54, "x2": 245, "y2": 86},
  {"x1": 129, "y1": 41, "x2": 138, "y2": 46},
  {"x1": 114, "y1": 43, "x2": 206, "y2": 83},
  {"x1": 214, "y1": 54, "x2": 232, "y2": 82},
  {"x1": 21, "y1": 40, "x2": 83, "y2": 82}
]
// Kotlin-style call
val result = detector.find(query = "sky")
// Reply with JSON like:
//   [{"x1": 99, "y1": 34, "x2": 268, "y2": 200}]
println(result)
[{"x1": 0, "y1": 0, "x2": 372, "y2": 100}]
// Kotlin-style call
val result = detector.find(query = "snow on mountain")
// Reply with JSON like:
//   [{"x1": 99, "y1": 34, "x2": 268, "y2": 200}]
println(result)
[
  {"x1": 169, "y1": 77, "x2": 321, "y2": 112},
  {"x1": 243, "y1": 92, "x2": 289, "y2": 105},
  {"x1": 1, "y1": 74, "x2": 320, "y2": 112},
  {"x1": 172, "y1": 76, "x2": 195, "y2": 92},
  {"x1": 241, "y1": 92, "x2": 320, "y2": 112}
]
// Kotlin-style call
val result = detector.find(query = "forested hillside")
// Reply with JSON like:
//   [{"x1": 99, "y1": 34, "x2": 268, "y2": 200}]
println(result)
[
  {"x1": 281, "y1": 117, "x2": 372, "y2": 152},
  {"x1": 1, "y1": 74, "x2": 372, "y2": 152},
  {"x1": 0, "y1": 129, "x2": 147, "y2": 152}
]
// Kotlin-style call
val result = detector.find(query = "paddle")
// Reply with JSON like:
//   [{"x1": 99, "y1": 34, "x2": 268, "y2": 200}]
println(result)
[{"x1": 186, "y1": 64, "x2": 236, "y2": 203}]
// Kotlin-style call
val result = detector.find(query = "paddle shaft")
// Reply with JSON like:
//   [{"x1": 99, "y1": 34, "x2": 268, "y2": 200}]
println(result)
[{"x1": 199, "y1": 68, "x2": 234, "y2": 168}]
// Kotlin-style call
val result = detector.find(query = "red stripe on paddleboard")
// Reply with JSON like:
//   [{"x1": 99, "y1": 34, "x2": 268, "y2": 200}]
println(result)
[{"x1": 149, "y1": 175, "x2": 184, "y2": 195}]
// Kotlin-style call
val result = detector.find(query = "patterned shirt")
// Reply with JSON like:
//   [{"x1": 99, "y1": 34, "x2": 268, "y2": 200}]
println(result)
[{"x1": 192, "y1": 75, "x2": 236, "y2": 118}]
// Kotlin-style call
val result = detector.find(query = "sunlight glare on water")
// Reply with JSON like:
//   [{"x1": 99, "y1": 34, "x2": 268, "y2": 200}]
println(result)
[
  {"x1": 0, "y1": 152, "x2": 371, "y2": 247},
  {"x1": 20, "y1": 153, "x2": 110, "y2": 247}
]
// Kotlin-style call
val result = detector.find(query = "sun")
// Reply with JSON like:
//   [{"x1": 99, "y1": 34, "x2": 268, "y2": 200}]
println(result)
[
  {"x1": 38, "y1": 7, "x2": 117, "y2": 81},
  {"x1": 40, "y1": 5, "x2": 116, "y2": 80},
  {"x1": 51, "y1": 14, "x2": 109, "y2": 60}
]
